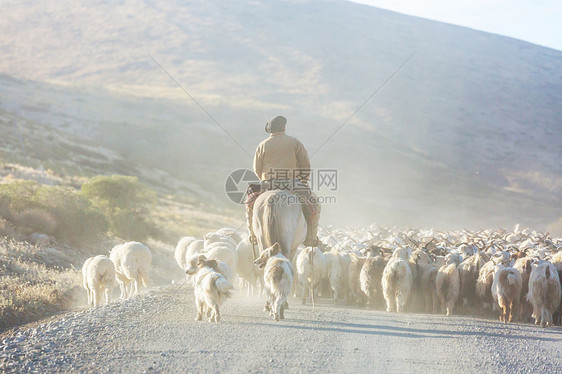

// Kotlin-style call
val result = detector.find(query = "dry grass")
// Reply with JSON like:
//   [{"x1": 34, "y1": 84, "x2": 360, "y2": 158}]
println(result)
[{"x1": 0, "y1": 237, "x2": 82, "y2": 331}]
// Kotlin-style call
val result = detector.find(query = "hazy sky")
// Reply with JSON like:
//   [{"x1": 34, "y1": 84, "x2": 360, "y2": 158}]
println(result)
[{"x1": 349, "y1": 0, "x2": 562, "y2": 51}]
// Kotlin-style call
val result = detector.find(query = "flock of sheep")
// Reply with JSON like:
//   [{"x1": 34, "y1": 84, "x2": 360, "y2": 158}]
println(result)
[
  {"x1": 82, "y1": 224, "x2": 562, "y2": 328},
  {"x1": 81, "y1": 242, "x2": 152, "y2": 307}
]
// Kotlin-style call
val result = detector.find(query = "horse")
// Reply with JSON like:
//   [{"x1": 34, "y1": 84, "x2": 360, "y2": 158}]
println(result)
[{"x1": 252, "y1": 189, "x2": 307, "y2": 260}]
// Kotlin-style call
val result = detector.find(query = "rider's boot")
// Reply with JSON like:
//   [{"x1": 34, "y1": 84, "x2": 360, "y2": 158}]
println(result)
[
  {"x1": 303, "y1": 216, "x2": 321, "y2": 247},
  {"x1": 246, "y1": 204, "x2": 258, "y2": 245}
]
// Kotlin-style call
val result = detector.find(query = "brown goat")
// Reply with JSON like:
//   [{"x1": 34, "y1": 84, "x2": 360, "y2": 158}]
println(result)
[
  {"x1": 360, "y1": 255, "x2": 387, "y2": 308},
  {"x1": 458, "y1": 252, "x2": 489, "y2": 312},
  {"x1": 436, "y1": 263, "x2": 460, "y2": 316},
  {"x1": 492, "y1": 267, "x2": 522, "y2": 322}
]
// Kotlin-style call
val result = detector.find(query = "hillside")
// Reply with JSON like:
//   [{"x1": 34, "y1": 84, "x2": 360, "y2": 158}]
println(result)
[{"x1": 1, "y1": 0, "x2": 561, "y2": 230}]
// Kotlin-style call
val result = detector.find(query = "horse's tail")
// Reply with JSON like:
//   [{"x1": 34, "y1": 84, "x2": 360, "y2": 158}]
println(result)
[{"x1": 264, "y1": 192, "x2": 288, "y2": 256}]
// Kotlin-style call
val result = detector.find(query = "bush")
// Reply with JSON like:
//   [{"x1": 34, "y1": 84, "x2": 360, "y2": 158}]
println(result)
[
  {"x1": 13, "y1": 208, "x2": 58, "y2": 235},
  {"x1": 81, "y1": 175, "x2": 156, "y2": 210},
  {"x1": 80, "y1": 175, "x2": 157, "y2": 241},
  {"x1": 0, "y1": 175, "x2": 157, "y2": 244},
  {"x1": 0, "y1": 180, "x2": 38, "y2": 220},
  {"x1": 0, "y1": 181, "x2": 108, "y2": 245},
  {"x1": 35, "y1": 185, "x2": 108, "y2": 245},
  {"x1": 110, "y1": 208, "x2": 155, "y2": 240}
]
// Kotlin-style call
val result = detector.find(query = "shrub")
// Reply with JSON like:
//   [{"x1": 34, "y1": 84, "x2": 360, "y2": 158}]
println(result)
[
  {"x1": 13, "y1": 208, "x2": 58, "y2": 235},
  {"x1": 0, "y1": 181, "x2": 108, "y2": 245},
  {"x1": 80, "y1": 175, "x2": 157, "y2": 241},
  {"x1": 110, "y1": 208, "x2": 154, "y2": 240},
  {"x1": 0, "y1": 175, "x2": 157, "y2": 244},
  {"x1": 0, "y1": 180, "x2": 38, "y2": 220},
  {"x1": 35, "y1": 185, "x2": 108, "y2": 245},
  {"x1": 81, "y1": 175, "x2": 156, "y2": 211}
]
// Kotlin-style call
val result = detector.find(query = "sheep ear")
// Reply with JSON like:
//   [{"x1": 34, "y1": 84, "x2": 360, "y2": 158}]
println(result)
[{"x1": 272, "y1": 243, "x2": 280, "y2": 252}]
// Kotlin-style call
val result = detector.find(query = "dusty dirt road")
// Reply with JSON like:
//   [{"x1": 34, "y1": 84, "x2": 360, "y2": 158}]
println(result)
[{"x1": 1, "y1": 284, "x2": 561, "y2": 373}]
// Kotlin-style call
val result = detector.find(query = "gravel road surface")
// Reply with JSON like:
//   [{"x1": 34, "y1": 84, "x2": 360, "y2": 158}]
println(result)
[{"x1": 1, "y1": 284, "x2": 561, "y2": 373}]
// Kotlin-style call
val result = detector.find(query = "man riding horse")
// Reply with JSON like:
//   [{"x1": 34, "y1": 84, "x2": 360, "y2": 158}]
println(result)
[{"x1": 246, "y1": 115, "x2": 321, "y2": 247}]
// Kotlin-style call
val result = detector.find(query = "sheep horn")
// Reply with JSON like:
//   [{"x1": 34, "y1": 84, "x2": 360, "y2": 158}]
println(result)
[{"x1": 405, "y1": 235, "x2": 420, "y2": 247}]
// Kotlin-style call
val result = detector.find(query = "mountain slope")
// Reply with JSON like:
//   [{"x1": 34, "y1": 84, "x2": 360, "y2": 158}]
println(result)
[{"x1": 1, "y1": 0, "x2": 561, "y2": 229}]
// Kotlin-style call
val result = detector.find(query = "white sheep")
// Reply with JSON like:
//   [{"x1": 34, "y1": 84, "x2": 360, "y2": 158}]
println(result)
[
  {"x1": 296, "y1": 247, "x2": 326, "y2": 307},
  {"x1": 205, "y1": 242, "x2": 238, "y2": 277},
  {"x1": 109, "y1": 244, "x2": 131, "y2": 298},
  {"x1": 110, "y1": 242, "x2": 152, "y2": 298},
  {"x1": 551, "y1": 252, "x2": 562, "y2": 324},
  {"x1": 215, "y1": 228, "x2": 244, "y2": 246},
  {"x1": 325, "y1": 250, "x2": 351, "y2": 305},
  {"x1": 526, "y1": 261, "x2": 561, "y2": 327},
  {"x1": 381, "y1": 255, "x2": 413, "y2": 313},
  {"x1": 185, "y1": 239, "x2": 205, "y2": 263},
  {"x1": 235, "y1": 239, "x2": 262, "y2": 296},
  {"x1": 85, "y1": 255, "x2": 116, "y2": 307},
  {"x1": 204, "y1": 232, "x2": 238, "y2": 249},
  {"x1": 435, "y1": 263, "x2": 460, "y2": 316},
  {"x1": 174, "y1": 236, "x2": 197, "y2": 270},
  {"x1": 476, "y1": 260, "x2": 498, "y2": 309},
  {"x1": 81, "y1": 256, "x2": 96, "y2": 306},
  {"x1": 291, "y1": 246, "x2": 304, "y2": 300}
]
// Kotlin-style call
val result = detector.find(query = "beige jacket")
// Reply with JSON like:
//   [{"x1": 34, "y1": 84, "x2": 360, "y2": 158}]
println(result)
[{"x1": 253, "y1": 132, "x2": 311, "y2": 182}]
